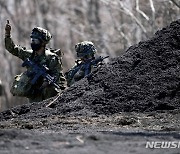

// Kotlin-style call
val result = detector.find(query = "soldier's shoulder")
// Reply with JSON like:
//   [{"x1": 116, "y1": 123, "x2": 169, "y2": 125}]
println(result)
[
  {"x1": 45, "y1": 48, "x2": 62, "y2": 58},
  {"x1": 26, "y1": 49, "x2": 33, "y2": 54},
  {"x1": 45, "y1": 49, "x2": 62, "y2": 66},
  {"x1": 45, "y1": 48, "x2": 57, "y2": 57},
  {"x1": 45, "y1": 49, "x2": 59, "y2": 61},
  {"x1": 14, "y1": 45, "x2": 29, "y2": 51},
  {"x1": 17, "y1": 47, "x2": 33, "y2": 59},
  {"x1": 50, "y1": 48, "x2": 63, "y2": 57}
]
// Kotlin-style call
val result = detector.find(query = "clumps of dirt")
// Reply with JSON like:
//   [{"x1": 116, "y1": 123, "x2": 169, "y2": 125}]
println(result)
[
  {"x1": 53, "y1": 19, "x2": 180, "y2": 115},
  {"x1": 1, "y1": 20, "x2": 180, "y2": 120}
]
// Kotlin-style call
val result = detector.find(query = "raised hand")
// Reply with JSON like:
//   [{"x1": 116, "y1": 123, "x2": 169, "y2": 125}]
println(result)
[{"x1": 5, "y1": 20, "x2": 11, "y2": 36}]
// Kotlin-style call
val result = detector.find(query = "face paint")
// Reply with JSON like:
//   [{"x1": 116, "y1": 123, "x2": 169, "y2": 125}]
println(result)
[{"x1": 30, "y1": 38, "x2": 42, "y2": 51}]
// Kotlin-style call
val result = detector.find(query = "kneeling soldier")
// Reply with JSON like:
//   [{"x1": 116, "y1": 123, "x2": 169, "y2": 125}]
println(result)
[
  {"x1": 65, "y1": 41, "x2": 108, "y2": 87},
  {"x1": 5, "y1": 20, "x2": 66, "y2": 103}
]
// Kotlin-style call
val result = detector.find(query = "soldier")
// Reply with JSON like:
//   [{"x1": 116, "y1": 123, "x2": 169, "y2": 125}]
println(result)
[
  {"x1": 65, "y1": 41, "x2": 107, "y2": 87},
  {"x1": 5, "y1": 20, "x2": 66, "y2": 103}
]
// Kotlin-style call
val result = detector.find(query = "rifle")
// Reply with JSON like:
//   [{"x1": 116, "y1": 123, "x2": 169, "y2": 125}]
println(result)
[
  {"x1": 22, "y1": 58, "x2": 61, "y2": 89},
  {"x1": 84, "y1": 56, "x2": 109, "y2": 76},
  {"x1": 66, "y1": 56, "x2": 109, "y2": 80}
]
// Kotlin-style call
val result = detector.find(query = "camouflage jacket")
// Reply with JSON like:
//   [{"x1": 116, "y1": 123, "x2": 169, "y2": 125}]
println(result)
[
  {"x1": 65, "y1": 59, "x2": 99, "y2": 87},
  {"x1": 5, "y1": 36, "x2": 66, "y2": 93}
]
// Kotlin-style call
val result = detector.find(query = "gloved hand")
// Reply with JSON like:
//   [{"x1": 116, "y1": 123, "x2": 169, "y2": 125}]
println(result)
[{"x1": 5, "y1": 20, "x2": 11, "y2": 37}]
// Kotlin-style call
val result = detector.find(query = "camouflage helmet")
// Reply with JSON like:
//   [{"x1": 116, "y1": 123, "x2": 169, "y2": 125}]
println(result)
[
  {"x1": 75, "y1": 41, "x2": 97, "y2": 58},
  {"x1": 30, "y1": 27, "x2": 52, "y2": 44}
]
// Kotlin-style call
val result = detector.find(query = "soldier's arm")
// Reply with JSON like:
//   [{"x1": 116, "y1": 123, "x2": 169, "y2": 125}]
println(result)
[
  {"x1": 65, "y1": 63, "x2": 81, "y2": 87},
  {"x1": 48, "y1": 56, "x2": 66, "y2": 90},
  {"x1": 4, "y1": 37, "x2": 28, "y2": 60},
  {"x1": 4, "y1": 20, "x2": 30, "y2": 60}
]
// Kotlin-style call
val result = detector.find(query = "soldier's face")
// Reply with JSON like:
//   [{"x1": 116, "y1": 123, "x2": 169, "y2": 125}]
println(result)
[
  {"x1": 30, "y1": 38, "x2": 43, "y2": 51},
  {"x1": 81, "y1": 54, "x2": 94, "y2": 61},
  {"x1": 31, "y1": 38, "x2": 41, "y2": 44}
]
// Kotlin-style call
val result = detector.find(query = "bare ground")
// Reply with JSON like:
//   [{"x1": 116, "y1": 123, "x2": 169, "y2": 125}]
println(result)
[{"x1": 1, "y1": 20, "x2": 180, "y2": 154}]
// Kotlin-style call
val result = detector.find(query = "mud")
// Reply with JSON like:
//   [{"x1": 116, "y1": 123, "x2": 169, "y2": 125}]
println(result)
[{"x1": 0, "y1": 20, "x2": 180, "y2": 154}]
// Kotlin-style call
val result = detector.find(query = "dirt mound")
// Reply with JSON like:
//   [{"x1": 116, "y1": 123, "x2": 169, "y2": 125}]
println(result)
[{"x1": 1, "y1": 20, "x2": 180, "y2": 120}]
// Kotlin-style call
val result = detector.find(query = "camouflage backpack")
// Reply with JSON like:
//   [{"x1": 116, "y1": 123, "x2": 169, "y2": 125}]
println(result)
[
  {"x1": 50, "y1": 48, "x2": 63, "y2": 57},
  {"x1": 10, "y1": 72, "x2": 33, "y2": 97}
]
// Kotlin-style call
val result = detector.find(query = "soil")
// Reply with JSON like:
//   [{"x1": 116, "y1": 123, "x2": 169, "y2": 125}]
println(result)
[{"x1": 0, "y1": 20, "x2": 180, "y2": 154}]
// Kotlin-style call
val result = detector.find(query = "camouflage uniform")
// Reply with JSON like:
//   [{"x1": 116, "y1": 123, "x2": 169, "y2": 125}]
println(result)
[
  {"x1": 65, "y1": 41, "x2": 97, "y2": 87},
  {"x1": 5, "y1": 26, "x2": 66, "y2": 103}
]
